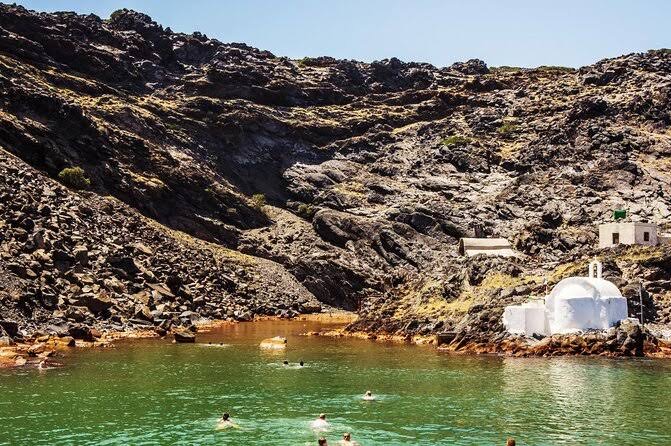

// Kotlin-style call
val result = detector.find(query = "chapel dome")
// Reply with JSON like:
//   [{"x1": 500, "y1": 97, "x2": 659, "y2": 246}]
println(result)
[{"x1": 549, "y1": 277, "x2": 622, "y2": 301}]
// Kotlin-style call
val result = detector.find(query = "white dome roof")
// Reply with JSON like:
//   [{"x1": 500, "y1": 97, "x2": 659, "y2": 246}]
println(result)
[{"x1": 549, "y1": 277, "x2": 622, "y2": 300}]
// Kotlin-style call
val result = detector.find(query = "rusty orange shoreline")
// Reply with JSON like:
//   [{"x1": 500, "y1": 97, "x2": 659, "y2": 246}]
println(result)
[
  {"x1": 0, "y1": 312, "x2": 358, "y2": 369},
  {"x1": 4, "y1": 312, "x2": 671, "y2": 369}
]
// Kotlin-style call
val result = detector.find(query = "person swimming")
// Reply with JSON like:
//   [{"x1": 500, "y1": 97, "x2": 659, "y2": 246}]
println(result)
[
  {"x1": 216, "y1": 412, "x2": 238, "y2": 429},
  {"x1": 318, "y1": 437, "x2": 328, "y2": 446},
  {"x1": 338, "y1": 432, "x2": 360, "y2": 445},
  {"x1": 283, "y1": 360, "x2": 289, "y2": 365},
  {"x1": 299, "y1": 360, "x2": 304, "y2": 367},
  {"x1": 362, "y1": 390, "x2": 375, "y2": 401},
  {"x1": 310, "y1": 413, "x2": 329, "y2": 430}
]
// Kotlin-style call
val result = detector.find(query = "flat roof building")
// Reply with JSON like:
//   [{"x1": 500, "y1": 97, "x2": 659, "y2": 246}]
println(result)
[
  {"x1": 458, "y1": 238, "x2": 517, "y2": 257},
  {"x1": 598, "y1": 222, "x2": 658, "y2": 249}
]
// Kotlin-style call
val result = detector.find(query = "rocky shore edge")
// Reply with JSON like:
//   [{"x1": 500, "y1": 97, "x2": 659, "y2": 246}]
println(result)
[
  {"x1": 0, "y1": 312, "x2": 359, "y2": 369},
  {"x1": 310, "y1": 318, "x2": 671, "y2": 359},
  {"x1": 0, "y1": 323, "x2": 160, "y2": 369}
]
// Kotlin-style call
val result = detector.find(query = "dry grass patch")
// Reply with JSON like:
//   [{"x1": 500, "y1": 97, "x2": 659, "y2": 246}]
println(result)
[
  {"x1": 478, "y1": 272, "x2": 542, "y2": 290},
  {"x1": 548, "y1": 260, "x2": 586, "y2": 283},
  {"x1": 333, "y1": 181, "x2": 366, "y2": 198},
  {"x1": 618, "y1": 245, "x2": 666, "y2": 263}
]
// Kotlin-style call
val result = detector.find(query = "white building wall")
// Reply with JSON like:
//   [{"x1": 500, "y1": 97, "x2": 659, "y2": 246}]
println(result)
[
  {"x1": 502, "y1": 303, "x2": 548, "y2": 336},
  {"x1": 599, "y1": 223, "x2": 658, "y2": 249},
  {"x1": 524, "y1": 305, "x2": 548, "y2": 336},
  {"x1": 551, "y1": 297, "x2": 597, "y2": 334},
  {"x1": 502, "y1": 306, "x2": 527, "y2": 335},
  {"x1": 595, "y1": 297, "x2": 629, "y2": 329},
  {"x1": 633, "y1": 225, "x2": 658, "y2": 245}
]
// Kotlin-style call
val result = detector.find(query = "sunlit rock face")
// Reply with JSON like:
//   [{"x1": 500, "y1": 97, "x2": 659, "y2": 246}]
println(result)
[{"x1": 503, "y1": 261, "x2": 628, "y2": 336}]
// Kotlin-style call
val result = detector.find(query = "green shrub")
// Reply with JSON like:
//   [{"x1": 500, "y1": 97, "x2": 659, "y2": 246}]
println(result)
[
  {"x1": 441, "y1": 135, "x2": 472, "y2": 147},
  {"x1": 297, "y1": 203, "x2": 316, "y2": 220},
  {"x1": 535, "y1": 65, "x2": 575, "y2": 73},
  {"x1": 58, "y1": 167, "x2": 90, "y2": 189},
  {"x1": 497, "y1": 122, "x2": 519, "y2": 135},
  {"x1": 250, "y1": 193, "x2": 266, "y2": 210},
  {"x1": 490, "y1": 66, "x2": 524, "y2": 73}
]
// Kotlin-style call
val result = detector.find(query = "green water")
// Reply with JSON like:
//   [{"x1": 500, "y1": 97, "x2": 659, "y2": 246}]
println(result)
[{"x1": 2, "y1": 320, "x2": 671, "y2": 446}]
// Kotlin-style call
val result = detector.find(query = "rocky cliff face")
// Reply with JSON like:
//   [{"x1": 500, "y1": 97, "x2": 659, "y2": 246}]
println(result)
[{"x1": 1, "y1": 4, "x2": 671, "y2": 342}]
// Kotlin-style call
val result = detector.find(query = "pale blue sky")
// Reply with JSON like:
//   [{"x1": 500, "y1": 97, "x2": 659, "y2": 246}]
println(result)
[{"x1": 14, "y1": 0, "x2": 671, "y2": 68}]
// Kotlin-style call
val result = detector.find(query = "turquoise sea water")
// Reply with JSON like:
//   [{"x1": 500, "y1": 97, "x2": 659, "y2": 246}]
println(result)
[{"x1": 1, "y1": 319, "x2": 671, "y2": 445}]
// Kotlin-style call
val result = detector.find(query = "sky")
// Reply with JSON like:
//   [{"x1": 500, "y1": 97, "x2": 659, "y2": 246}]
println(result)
[{"x1": 14, "y1": 0, "x2": 671, "y2": 68}]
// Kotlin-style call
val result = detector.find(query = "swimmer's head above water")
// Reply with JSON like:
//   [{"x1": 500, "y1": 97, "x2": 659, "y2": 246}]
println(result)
[
  {"x1": 365, "y1": 390, "x2": 372, "y2": 396},
  {"x1": 319, "y1": 413, "x2": 326, "y2": 420},
  {"x1": 318, "y1": 437, "x2": 328, "y2": 446},
  {"x1": 221, "y1": 413, "x2": 230, "y2": 421},
  {"x1": 299, "y1": 360, "x2": 304, "y2": 366},
  {"x1": 283, "y1": 360, "x2": 289, "y2": 365},
  {"x1": 343, "y1": 432, "x2": 351, "y2": 441}
]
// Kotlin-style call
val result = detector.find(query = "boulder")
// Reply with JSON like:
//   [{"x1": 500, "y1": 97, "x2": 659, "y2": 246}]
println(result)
[
  {"x1": 0, "y1": 320, "x2": 18, "y2": 338},
  {"x1": 173, "y1": 331, "x2": 196, "y2": 343},
  {"x1": 27, "y1": 342, "x2": 46, "y2": 356},
  {"x1": 107, "y1": 256, "x2": 141, "y2": 275},
  {"x1": 68, "y1": 324, "x2": 95, "y2": 342},
  {"x1": 73, "y1": 246, "x2": 89, "y2": 266},
  {"x1": 65, "y1": 306, "x2": 90, "y2": 322},
  {"x1": 134, "y1": 305, "x2": 154, "y2": 321},
  {"x1": 74, "y1": 292, "x2": 113, "y2": 314}
]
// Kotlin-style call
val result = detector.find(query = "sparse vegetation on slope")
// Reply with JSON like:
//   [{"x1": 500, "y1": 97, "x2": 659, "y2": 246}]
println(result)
[
  {"x1": 1, "y1": 4, "x2": 671, "y2": 345},
  {"x1": 58, "y1": 167, "x2": 90, "y2": 189}
]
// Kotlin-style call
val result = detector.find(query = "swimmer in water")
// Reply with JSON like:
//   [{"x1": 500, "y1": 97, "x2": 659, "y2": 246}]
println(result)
[
  {"x1": 310, "y1": 413, "x2": 329, "y2": 430},
  {"x1": 318, "y1": 437, "x2": 328, "y2": 446},
  {"x1": 338, "y1": 432, "x2": 360, "y2": 445},
  {"x1": 299, "y1": 360, "x2": 304, "y2": 367},
  {"x1": 362, "y1": 390, "x2": 375, "y2": 401},
  {"x1": 216, "y1": 412, "x2": 238, "y2": 430},
  {"x1": 283, "y1": 360, "x2": 289, "y2": 365}
]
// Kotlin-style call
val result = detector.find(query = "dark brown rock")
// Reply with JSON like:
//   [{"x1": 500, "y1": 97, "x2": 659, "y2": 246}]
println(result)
[{"x1": 173, "y1": 331, "x2": 196, "y2": 343}]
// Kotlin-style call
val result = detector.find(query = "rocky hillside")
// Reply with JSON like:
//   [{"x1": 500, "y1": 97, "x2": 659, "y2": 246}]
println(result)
[
  {"x1": 1, "y1": 4, "x2": 671, "y2": 341},
  {"x1": 0, "y1": 147, "x2": 320, "y2": 338}
]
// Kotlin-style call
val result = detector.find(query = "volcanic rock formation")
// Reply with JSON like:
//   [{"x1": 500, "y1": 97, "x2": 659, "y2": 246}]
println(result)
[{"x1": 1, "y1": 5, "x2": 671, "y2": 347}]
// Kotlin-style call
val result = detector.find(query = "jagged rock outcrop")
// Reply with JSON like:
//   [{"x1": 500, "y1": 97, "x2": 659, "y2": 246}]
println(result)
[{"x1": 0, "y1": 5, "x2": 671, "y2": 345}]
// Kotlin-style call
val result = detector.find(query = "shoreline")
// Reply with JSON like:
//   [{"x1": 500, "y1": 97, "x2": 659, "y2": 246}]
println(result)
[
  {"x1": 0, "y1": 312, "x2": 358, "y2": 369},
  {"x1": 311, "y1": 326, "x2": 671, "y2": 359},
  {"x1": 5, "y1": 312, "x2": 671, "y2": 369}
]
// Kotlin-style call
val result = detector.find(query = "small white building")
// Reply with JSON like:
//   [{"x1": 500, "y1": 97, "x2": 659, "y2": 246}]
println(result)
[
  {"x1": 503, "y1": 260, "x2": 628, "y2": 336},
  {"x1": 598, "y1": 222, "x2": 658, "y2": 249},
  {"x1": 458, "y1": 238, "x2": 517, "y2": 257}
]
